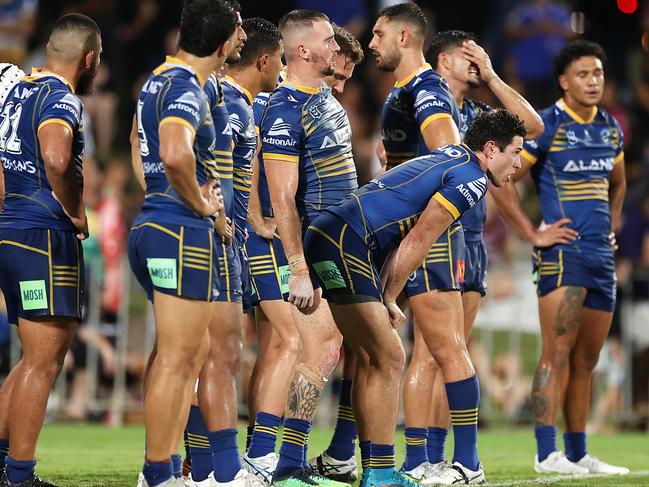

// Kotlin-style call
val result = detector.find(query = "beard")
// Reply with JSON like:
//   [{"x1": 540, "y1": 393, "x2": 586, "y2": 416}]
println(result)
[
  {"x1": 312, "y1": 51, "x2": 334, "y2": 77},
  {"x1": 76, "y1": 64, "x2": 98, "y2": 96},
  {"x1": 375, "y1": 49, "x2": 401, "y2": 72},
  {"x1": 226, "y1": 47, "x2": 242, "y2": 65},
  {"x1": 467, "y1": 77, "x2": 481, "y2": 89},
  {"x1": 486, "y1": 168, "x2": 502, "y2": 187}
]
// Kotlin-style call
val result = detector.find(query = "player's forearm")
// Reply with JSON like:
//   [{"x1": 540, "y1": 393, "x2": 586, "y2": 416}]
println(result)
[
  {"x1": 0, "y1": 166, "x2": 5, "y2": 211},
  {"x1": 165, "y1": 156, "x2": 210, "y2": 216},
  {"x1": 44, "y1": 156, "x2": 83, "y2": 219},
  {"x1": 272, "y1": 194, "x2": 304, "y2": 260},
  {"x1": 247, "y1": 157, "x2": 265, "y2": 227},
  {"x1": 384, "y1": 232, "x2": 440, "y2": 302},
  {"x1": 130, "y1": 116, "x2": 146, "y2": 191},
  {"x1": 490, "y1": 182, "x2": 537, "y2": 242},
  {"x1": 487, "y1": 76, "x2": 544, "y2": 139},
  {"x1": 609, "y1": 178, "x2": 626, "y2": 232}
]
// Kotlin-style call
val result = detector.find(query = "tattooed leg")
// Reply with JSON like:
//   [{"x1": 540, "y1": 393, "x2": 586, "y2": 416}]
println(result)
[
  {"x1": 286, "y1": 364, "x2": 326, "y2": 421},
  {"x1": 534, "y1": 286, "x2": 586, "y2": 425}
]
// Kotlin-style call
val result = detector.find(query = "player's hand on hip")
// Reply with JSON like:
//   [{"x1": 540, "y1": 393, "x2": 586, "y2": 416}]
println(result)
[
  {"x1": 214, "y1": 215, "x2": 233, "y2": 246},
  {"x1": 199, "y1": 180, "x2": 224, "y2": 217},
  {"x1": 461, "y1": 40, "x2": 496, "y2": 83},
  {"x1": 609, "y1": 232, "x2": 618, "y2": 251},
  {"x1": 288, "y1": 272, "x2": 314, "y2": 309},
  {"x1": 386, "y1": 301, "x2": 405, "y2": 328},
  {"x1": 531, "y1": 218, "x2": 578, "y2": 247},
  {"x1": 71, "y1": 212, "x2": 89, "y2": 240}
]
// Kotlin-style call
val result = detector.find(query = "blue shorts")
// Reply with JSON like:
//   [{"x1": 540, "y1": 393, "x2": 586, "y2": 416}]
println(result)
[
  {"x1": 245, "y1": 224, "x2": 290, "y2": 303},
  {"x1": 462, "y1": 239, "x2": 487, "y2": 296},
  {"x1": 128, "y1": 222, "x2": 219, "y2": 302},
  {"x1": 215, "y1": 236, "x2": 242, "y2": 304},
  {"x1": 0, "y1": 228, "x2": 84, "y2": 325},
  {"x1": 304, "y1": 213, "x2": 382, "y2": 303},
  {"x1": 533, "y1": 246, "x2": 616, "y2": 312},
  {"x1": 404, "y1": 223, "x2": 465, "y2": 297}
]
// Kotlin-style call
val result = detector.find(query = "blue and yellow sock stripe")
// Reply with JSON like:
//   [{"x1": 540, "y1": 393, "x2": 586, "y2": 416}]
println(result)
[
  {"x1": 450, "y1": 407, "x2": 478, "y2": 426},
  {"x1": 370, "y1": 454, "x2": 395, "y2": 468},
  {"x1": 186, "y1": 432, "x2": 210, "y2": 449},
  {"x1": 337, "y1": 405, "x2": 355, "y2": 422},
  {"x1": 405, "y1": 436, "x2": 427, "y2": 446},
  {"x1": 282, "y1": 427, "x2": 308, "y2": 447},
  {"x1": 254, "y1": 423, "x2": 279, "y2": 437}
]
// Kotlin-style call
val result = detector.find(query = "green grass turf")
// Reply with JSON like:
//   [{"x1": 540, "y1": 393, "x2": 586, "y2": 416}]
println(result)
[{"x1": 33, "y1": 424, "x2": 649, "y2": 486}]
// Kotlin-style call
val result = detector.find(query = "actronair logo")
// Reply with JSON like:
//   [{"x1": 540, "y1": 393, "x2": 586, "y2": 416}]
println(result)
[
  {"x1": 414, "y1": 90, "x2": 437, "y2": 108},
  {"x1": 456, "y1": 176, "x2": 487, "y2": 206},
  {"x1": 267, "y1": 117, "x2": 292, "y2": 137},
  {"x1": 173, "y1": 91, "x2": 200, "y2": 110}
]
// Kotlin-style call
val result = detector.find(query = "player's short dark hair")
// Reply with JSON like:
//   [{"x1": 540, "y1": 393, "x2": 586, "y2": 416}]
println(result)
[
  {"x1": 279, "y1": 10, "x2": 330, "y2": 35},
  {"x1": 464, "y1": 110, "x2": 527, "y2": 152},
  {"x1": 378, "y1": 2, "x2": 428, "y2": 38},
  {"x1": 333, "y1": 24, "x2": 364, "y2": 65},
  {"x1": 427, "y1": 30, "x2": 476, "y2": 70},
  {"x1": 179, "y1": 0, "x2": 237, "y2": 57},
  {"x1": 224, "y1": 0, "x2": 241, "y2": 13},
  {"x1": 554, "y1": 40, "x2": 606, "y2": 78},
  {"x1": 237, "y1": 18, "x2": 282, "y2": 67},
  {"x1": 51, "y1": 13, "x2": 101, "y2": 51}
]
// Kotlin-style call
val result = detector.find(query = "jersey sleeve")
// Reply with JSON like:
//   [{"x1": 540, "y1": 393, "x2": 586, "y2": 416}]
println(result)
[
  {"x1": 253, "y1": 93, "x2": 269, "y2": 131},
  {"x1": 158, "y1": 79, "x2": 205, "y2": 137},
  {"x1": 609, "y1": 114, "x2": 625, "y2": 164},
  {"x1": 432, "y1": 166, "x2": 487, "y2": 220},
  {"x1": 38, "y1": 89, "x2": 82, "y2": 134},
  {"x1": 260, "y1": 94, "x2": 303, "y2": 163},
  {"x1": 412, "y1": 76, "x2": 455, "y2": 133},
  {"x1": 521, "y1": 107, "x2": 556, "y2": 164},
  {"x1": 228, "y1": 104, "x2": 247, "y2": 148}
]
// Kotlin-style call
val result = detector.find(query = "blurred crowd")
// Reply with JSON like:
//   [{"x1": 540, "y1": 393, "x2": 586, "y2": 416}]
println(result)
[{"x1": 1, "y1": 0, "x2": 649, "y2": 428}]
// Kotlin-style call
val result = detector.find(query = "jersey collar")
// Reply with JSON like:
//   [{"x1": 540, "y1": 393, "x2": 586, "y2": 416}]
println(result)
[
  {"x1": 395, "y1": 63, "x2": 432, "y2": 88},
  {"x1": 28, "y1": 68, "x2": 75, "y2": 93},
  {"x1": 289, "y1": 82, "x2": 322, "y2": 95},
  {"x1": 556, "y1": 98, "x2": 597, "y2": 124},
  {"x1": 157, "y1": 55, "x2": 205, "y2": 86},
  {"x1": 223, "y1": 75, "x2": 254, "y2": 105}
]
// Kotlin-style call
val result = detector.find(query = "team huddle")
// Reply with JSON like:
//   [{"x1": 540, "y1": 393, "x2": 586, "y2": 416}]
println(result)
[{"x1": 0, "y1": 0, "x2": 631, "y2": 486}]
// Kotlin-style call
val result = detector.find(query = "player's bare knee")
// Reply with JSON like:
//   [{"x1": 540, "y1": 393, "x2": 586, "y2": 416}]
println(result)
[
  {"x1": 571, "y1": 349, "x2": 601, "y2": 374},
  {"x1": 282, "y1": 332, "x2": 301, "y2": 358}
]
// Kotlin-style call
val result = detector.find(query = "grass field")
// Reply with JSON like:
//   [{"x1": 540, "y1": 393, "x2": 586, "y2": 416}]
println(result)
[{"x1": 33, "y1": 424, "x2": 649, "y2": 486}]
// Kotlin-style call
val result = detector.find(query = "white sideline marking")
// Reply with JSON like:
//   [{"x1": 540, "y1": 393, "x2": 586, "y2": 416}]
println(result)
[{"x1": 483, "y1": 470, "x2": 649, "y2": 486}]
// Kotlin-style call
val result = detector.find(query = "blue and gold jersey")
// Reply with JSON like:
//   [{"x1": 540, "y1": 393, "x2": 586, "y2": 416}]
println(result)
[
  {"x1": 135, "y1": 56, "x2": 215, "y2": 229},
  {"x1": 458, "y1": 99, "x2": 491, "y2": 241},
  {"x1": 222, "y1": 76, "x2": 257, "y2": 242},
  {"x1": 204, "y1": 74, "x2": 234, "y2": 222},
  {"x1": 253, "y1": 91, "x2": 272, "y2": 217},
  {"x1": 261, "y1": 82, "x2": 358, "y2": 227},
  {"x1": 381, "y1": 64, "x2": 460, "y2": 167},
  {"x1": 0, "y1": 69, "x2": 84, "y2": 231},
  {"x1": 523, "y1": 99, "x2": 624, "y2": 250},
  {"x1": 326, "y1": 144, "x2": 488, "y2": 261}
]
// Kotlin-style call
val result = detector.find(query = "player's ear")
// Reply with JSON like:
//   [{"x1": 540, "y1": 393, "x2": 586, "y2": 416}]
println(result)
[
  {"x1": 257, "y1": 53, "x2": 270, "y2": 73},
  {"x1": 399, "y1": 27, "x2": 409, "y2": 46},
  {"x1": 84, "y1": 50, "x2": 94, "y2": 70},
  {"x1": 558, "y1": 74, "x2": 569, "y2": 92},
  {"x1": 217, "y1": 39, "x2": 232, "y2": 58},
  {"x1": 297, "y1": 43, "x2": 309, "y2": 60}
]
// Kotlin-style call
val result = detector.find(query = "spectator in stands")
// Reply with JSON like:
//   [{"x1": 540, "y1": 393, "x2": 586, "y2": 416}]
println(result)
[
  {"x1": 0, "y1": 0, "x2": 38, "y2": 66},
  {"x1": 504, "y1": 0, "x2": 574, "y2": 107}
]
